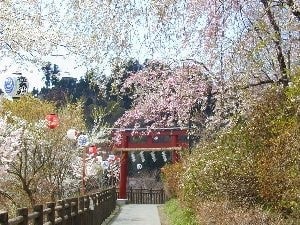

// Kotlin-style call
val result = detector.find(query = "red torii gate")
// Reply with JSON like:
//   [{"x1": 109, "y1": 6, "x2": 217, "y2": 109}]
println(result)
[{"x1": 112, "y1": 128, "x2": 189, "y2": 199}]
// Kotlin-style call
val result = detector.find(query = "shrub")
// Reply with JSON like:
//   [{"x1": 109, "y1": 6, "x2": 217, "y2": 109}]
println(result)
[{"x1": 180, "y1": 75, "x2": 300, "y2": 220}]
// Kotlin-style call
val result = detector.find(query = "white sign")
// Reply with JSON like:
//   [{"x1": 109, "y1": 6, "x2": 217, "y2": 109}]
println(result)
[{"x1": 4, "y1": 76, "x2": 29, "y2": 98}]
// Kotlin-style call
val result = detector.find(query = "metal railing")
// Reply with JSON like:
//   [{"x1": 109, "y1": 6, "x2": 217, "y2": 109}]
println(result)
[{"x1": 117, "y1": 187, "x2": 167, "y2": 204}]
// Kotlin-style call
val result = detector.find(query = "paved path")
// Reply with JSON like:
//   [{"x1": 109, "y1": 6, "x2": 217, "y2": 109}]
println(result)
[{"x1": 109, "y1": 204, "x2": 161, "y2": 225}]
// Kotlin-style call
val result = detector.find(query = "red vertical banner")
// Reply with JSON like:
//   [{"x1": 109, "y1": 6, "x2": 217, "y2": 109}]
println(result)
[{"x1": 119, "y1": 134, "x2": 128, "y2": 199}]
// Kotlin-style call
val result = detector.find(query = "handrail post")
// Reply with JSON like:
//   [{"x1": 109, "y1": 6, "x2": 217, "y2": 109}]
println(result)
[
  {"x1": 33, "y1": 205, "x2": 43, "y2": 225},
  {"x1": 65, "y1": 199, "x2": 72, "y2": 225},
  {"x1": 0, "y1": 211, "x2": 8, "y2": 225},
  {"x1": 57, "y1": 200, "x2": 66, "y2": 225},
  {"x1": 16, "y1": 208, "x2": 28, "y2": 225},
  {"x1": 79, "y1": 197, "x2": 84, "y2": 225},
  {"x1": 72, "y1": 197, "x2": 79, "y2": 225},
  {"x1": 46, "y1": 202, "x2": 55, "y2": 224}
]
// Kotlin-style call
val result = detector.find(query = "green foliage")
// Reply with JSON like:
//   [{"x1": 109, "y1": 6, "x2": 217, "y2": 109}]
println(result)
[
  {"x1": 164, "y1": 199, "x2": 199, "y2": 225},
  {"x1": 41, "y1": 62, "x2": 60, "y2": 88},
  {"x1": 166, "y1": 73, "x2": 300, "y2": 221}
]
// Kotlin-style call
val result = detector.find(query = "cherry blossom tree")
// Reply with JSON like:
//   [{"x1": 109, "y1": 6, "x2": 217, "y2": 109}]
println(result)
[
  {"x1": 1, "y1": 0, "x2": 299, "y2": 136},
  {"x1": 0, "y1": 97, "x2": 88, "y2": 208},
  {"x1": 2, "y1": 0, "x2": 299, "y2": 82},
  {"x1": 115, "y1": 60, "x2": 210, "y2": 129},
  {"x1": 0, "y1": 116, "x2": 22, "y2": 177}
]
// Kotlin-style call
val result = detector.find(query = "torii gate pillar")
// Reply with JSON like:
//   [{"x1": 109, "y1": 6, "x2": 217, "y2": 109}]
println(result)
[
  {"x1": 119, "y1": 136, "x2": 128, "y2": 199},
  {"x1": 171, "y1": 134, "x2": 180, "y2": 163}
]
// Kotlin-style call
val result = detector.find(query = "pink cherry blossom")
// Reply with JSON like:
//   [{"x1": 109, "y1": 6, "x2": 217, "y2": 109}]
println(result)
[{"x1": 115, "y1": 60, "x2": 209, "y2": 129}]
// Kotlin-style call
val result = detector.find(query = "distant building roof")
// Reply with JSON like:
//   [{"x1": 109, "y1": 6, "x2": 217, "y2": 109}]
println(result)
[{"x1": 61, "y1": 77, "x2": 77, "y2": 82}]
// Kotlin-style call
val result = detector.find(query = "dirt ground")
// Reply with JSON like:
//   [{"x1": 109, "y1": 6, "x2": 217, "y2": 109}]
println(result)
[{"x1": 157, "y1": 205, "x2": 170, "y2": 225}]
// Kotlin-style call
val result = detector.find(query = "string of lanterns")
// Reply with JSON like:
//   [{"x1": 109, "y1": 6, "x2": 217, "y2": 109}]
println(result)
[
  {"x1": 45, "y1": 114, "x2": 171, "y2": 173},
  {"x1": 45, "y1": 113, "x2": 97, "y2": 155}
]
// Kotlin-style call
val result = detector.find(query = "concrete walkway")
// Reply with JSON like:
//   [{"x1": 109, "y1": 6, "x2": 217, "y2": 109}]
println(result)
[{"x1": 109, "y1": 204, "x2": 161, "y2": 225}]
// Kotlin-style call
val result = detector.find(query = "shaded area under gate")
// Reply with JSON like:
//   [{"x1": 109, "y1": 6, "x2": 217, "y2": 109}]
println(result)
[
  {"x1": 116, "y1": 187, "x2": 168, "y2": 204},
  {"x1": 112, "y1": 128, "x2": 189, "y2": 200}
]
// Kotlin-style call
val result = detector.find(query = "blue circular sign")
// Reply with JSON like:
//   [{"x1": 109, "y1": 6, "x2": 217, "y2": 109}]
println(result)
[{"x1": 4, "y1": 77, "x2": 15, "y2": 94}]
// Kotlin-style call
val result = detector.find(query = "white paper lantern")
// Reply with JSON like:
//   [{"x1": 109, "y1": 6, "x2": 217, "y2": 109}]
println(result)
[
  {"x1": 102, "y1": 161, "x2": 109, "y2": 170},
  {"x1": 137, "y1": 163, "x2": 142, "y2": 170},
  {"x1": 77, "y1": 134, "x2": 89, "y2": 147},
  {"x1": 108, "y1": 154, "x2": 115, "y2": 161},
  {"x1": 66, "y1": 128, "x2": 78, "y2": 140}
]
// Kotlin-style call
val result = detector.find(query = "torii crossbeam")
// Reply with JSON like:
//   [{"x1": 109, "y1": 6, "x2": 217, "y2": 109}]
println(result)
[{"x1": 111, "y1": 127, "x2": 189, "y2": 199}]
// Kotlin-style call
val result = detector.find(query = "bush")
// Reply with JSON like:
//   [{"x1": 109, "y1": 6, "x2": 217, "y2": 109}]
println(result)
[{"x1": 179, "y1": 75, "x2": 300, "y2": 220}]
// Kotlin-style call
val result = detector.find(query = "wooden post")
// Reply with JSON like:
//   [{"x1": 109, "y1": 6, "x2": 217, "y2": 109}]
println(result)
[
  {"x1": 16, "y1": 208, "x2": 28, "y2": 225},
  {"x1": 119, "y1": 135, "x2": 128, "y2": 199},
  {"x1": 65, "y1": 199, "x2": 72, "y2": 225},
  {"x1": 57, "y1": 200, "x2": 66, "y2": 225},
  {"x1": 79, "y1": 197, "x2": 84, "y2": 225},
  {"x1": 72, "y1": 198, "x2": 79, "y2": 225},
  {"x1": 46, "y1": 202, "x2": 55, "y2": 225},
  {"x1": 33, "y1": 205, "x2": 43, "y2": 225},
  {"x1": 0, "y1": 212, "x2": 8, "y2": 225}
]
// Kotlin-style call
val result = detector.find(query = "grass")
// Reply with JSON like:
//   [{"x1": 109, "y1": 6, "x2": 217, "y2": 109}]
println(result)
[{"x1": 164, "y1": 198, "x2": 199, "y2": 225}]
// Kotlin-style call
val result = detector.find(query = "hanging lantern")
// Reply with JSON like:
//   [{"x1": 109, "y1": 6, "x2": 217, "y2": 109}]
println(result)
[
  {"x1": 77, "y1": 134, "x2": 89, "y2": 147},
  {"x1": 102, "y1": 161, "x2": 109, "y2": 170},
  {"x1": 67, "y1": 128, "x2": 78, "y2": 140},
  {"x1": 88, "y1": 145, "x2": 97, "y2": 155},
  {"x1": 137, "y1": 164, "x2": 142, "y2": 170},
  {"x1": 108, "y1": 154, "x2": 115, "y2": 161},
  {"x1": 45, "y1": 113, "x2": 59, "y2": 129}
]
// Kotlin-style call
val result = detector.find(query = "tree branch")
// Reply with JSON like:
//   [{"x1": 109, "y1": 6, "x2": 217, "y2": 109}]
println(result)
[
  {"x1": 286, "y1": 0, "x2": 300, "y2": 21},
  {"x1": 260, "y1": 0, "x2": 289, "y2": 86}
]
